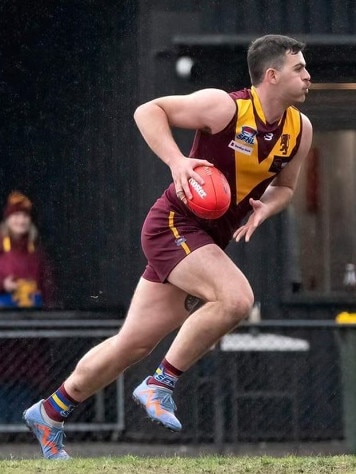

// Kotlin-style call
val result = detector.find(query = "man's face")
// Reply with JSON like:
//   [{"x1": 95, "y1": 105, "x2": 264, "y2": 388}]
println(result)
[
  {"x1": 276, "y1": 51, "x2": 311, "y2": 104},
  {"x1": 6, "y1": 211, "x2": 31, "y2": 236}
]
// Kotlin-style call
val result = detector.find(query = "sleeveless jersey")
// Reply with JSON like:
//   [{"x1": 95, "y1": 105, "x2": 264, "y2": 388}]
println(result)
[{"x1": 164, "y1": 86, "x2": 303, "y2": 247}]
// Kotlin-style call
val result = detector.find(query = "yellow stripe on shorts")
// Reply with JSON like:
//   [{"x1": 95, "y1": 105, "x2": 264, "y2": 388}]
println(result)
[{"x1": 168, "y1": 211, "x2": 191, "y2": 255}]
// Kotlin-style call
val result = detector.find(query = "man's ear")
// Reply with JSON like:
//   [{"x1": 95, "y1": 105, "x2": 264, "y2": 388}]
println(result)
[{"x1": 265, "y1": 68, "x2": 278, "y2": 84}]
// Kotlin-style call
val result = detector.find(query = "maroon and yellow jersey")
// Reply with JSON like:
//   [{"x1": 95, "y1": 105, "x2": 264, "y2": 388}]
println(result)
[{"x1": 164, "y1": 86, "x2": 303, "y2": 248}]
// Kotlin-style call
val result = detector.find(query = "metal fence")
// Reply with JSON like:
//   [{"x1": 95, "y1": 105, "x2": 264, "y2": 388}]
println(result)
[{"x1": 0, "y1": 313, "x2": 351, "y2": 447}]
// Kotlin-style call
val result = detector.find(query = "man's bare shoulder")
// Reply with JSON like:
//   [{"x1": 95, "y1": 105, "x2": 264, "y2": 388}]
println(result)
[
  {"x1": 190, "y1": 87, "x2": 233, "y2": 99},
  {"x1": 300, "y1": 112, "x2": 313, "y2": 147},
  {"x1": 300, "y1": 112, "x2": 313, "y2": 131},
  {"x1": 188, "y1": 88, "x2": 237, "y2": 133}
]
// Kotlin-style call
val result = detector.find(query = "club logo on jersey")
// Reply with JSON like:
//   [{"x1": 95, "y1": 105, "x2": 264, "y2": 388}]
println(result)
[
  {"x1": 236, "y1": 126, "x2": 257, "y2": 145},
  {"x1": 280, "y1": 134, "x2": 290, "y2": 155}
]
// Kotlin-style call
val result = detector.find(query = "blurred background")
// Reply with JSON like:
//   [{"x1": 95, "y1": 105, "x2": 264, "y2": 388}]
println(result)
[{"x1": 1, "y1": 0, "x2": 356, "y2": 455}]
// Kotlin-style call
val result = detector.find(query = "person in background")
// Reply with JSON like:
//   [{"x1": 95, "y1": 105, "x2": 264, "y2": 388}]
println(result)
[{"x1": 0, "y1": 191, "x2": 56, "y2": 308}]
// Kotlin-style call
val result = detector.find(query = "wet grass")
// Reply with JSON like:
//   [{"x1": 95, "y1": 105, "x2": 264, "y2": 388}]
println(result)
[{"x1": 1, "y1": 454, "x2": 356, "y2": 474}]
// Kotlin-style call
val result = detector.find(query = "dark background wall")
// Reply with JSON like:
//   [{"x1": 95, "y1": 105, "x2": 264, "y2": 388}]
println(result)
[
  {"x1": 1, "y1": 0, "x2": 356, "y2": 312},
  {"x1": 0, "y1": 1, "x2": 140, "y2": 309}
]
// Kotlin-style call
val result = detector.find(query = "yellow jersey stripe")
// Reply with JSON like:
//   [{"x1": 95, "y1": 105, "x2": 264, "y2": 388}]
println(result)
[
  {"x1": 3, "y1": 236, "x2": 11, "y2": 252},
  {"x1": 234, "y1": 91, "x2": 302, "y2": 203}
]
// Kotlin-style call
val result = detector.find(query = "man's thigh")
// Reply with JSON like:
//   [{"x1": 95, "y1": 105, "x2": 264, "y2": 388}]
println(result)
[
  {"x1": 119, "y1": 278, "x2": 190, "y2": 344},
  {"x1": 168, "y1": 243, "x2": 252, "y2": 303}
]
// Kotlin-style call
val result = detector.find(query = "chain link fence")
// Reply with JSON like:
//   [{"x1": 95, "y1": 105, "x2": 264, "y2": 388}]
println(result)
[{"x1": 0, "y1": 316, "x2": 349, "y2": 447}]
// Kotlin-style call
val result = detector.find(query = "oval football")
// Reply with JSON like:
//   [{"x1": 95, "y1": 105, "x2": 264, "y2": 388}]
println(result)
[{"x1": 187, "y1": 166, "x2": 231, "y2": 219}]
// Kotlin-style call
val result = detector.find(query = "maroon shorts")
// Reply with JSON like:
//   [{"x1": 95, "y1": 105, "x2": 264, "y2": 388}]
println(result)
[{"x1": 141, "y1": 195, "x2": 215, "y2": 283}]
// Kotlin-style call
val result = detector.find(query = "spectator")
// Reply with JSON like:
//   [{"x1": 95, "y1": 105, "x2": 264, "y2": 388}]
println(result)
[{"x1": 0, "y1": 191, "x2": 56, "y2": 308}]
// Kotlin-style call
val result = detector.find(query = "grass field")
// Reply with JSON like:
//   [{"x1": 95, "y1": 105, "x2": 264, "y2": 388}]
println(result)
[{"x1": 1, "y1": 455, "x2": 356, "y2": 474}]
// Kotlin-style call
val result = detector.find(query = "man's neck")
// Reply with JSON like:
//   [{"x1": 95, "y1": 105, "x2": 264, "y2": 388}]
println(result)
[{"x1": 252, "y1": 85, "x2": 286, "y2": 125}]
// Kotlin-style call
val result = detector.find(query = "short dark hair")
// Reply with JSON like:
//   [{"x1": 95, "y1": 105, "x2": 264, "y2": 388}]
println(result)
[{"x1": 247, "y1": 34, "x2": 305, "y2": 86}]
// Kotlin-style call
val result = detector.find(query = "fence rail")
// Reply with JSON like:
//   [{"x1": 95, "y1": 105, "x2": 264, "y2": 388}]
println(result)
[{"x1": 0, "y1": 312, "x2": 352, "y2": 446}]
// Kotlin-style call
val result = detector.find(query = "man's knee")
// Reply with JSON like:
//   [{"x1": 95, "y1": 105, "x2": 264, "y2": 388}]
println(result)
[
  {"x1": 112, "y1": 332, "x2": 157, "y2": 361},
  {"x1": 222, "y1": 288, "x2": 254, "y2": 324}
]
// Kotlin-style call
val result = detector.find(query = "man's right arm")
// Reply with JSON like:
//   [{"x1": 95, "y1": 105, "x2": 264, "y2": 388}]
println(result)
[{"x1": 133, "y1": 88, "x2": 236, "y2": 199}]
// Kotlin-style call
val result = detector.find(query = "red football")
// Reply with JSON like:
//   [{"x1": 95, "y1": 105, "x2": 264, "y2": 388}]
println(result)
[{"x1": 187, "y1": 165, "x2": 231, "y2": 219}]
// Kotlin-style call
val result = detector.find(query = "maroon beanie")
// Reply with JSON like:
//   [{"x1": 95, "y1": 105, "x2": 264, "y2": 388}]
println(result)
[{"x1": 3, "y1": 191, "x2": 33, "y2": 219}]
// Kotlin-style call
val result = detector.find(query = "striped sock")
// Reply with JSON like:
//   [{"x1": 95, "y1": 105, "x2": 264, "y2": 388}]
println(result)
[
  {"x1": 42, "y1": 383, "x2": 79, "y2": 422},
  {"x1": 148, "y1": 358, "x2": 183, "y2": 390}
]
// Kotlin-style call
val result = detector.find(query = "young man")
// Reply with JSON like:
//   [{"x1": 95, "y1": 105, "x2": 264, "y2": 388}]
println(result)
[{"x1": 23, "y1": 34, "x2": 312, "y2": 459}]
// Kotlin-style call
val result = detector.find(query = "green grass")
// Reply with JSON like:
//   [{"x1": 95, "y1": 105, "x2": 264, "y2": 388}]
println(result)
[{"x1": 1, "y1": 455, "x2": 356, "y2": 474}]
